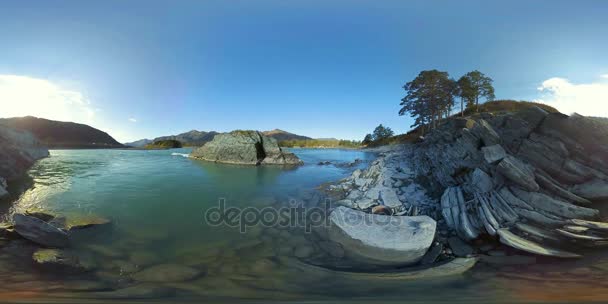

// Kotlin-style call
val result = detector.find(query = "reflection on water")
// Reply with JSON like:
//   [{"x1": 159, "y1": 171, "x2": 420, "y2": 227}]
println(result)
[{"x1": 2, "y1": 148, "x2": 608, "y2": 303}]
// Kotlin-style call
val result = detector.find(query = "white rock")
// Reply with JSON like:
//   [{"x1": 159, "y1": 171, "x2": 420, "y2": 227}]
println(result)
[
  {"x1": 380, "y1": 188, "x2": 403, "y2": 208},
  {"x1": 354, "y1": 178, "x2": 372, "y2": 188},
  {"x1": 334, "y1": 199, "x2": 356, "y2": 208},
  {"x1": 346, "y1": 189, "x2": 362, "y2": 200},
  {"x1": 364, "y1": 187, "x2": 381, "y2": 200},
  {"x1": 328, "y1": 206, "x2": 436, "y2": 266},
  {"x1": 355, "y1": 198, "x2": 377, "y2": 209}
]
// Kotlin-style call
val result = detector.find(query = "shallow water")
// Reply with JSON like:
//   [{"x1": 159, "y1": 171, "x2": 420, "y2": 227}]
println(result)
[{"x1": 2, "y1": 148, "x2": 608, "y2": 303}]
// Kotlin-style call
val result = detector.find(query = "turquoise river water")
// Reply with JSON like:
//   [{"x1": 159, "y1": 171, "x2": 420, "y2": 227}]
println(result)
[{"x1": 1, "y1": 148, "x2": 608, "y2": 303}]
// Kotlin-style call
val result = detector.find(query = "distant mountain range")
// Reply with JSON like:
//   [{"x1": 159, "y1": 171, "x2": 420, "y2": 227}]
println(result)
[
  {"x1": 261, "y1": 129, "x2": 312, "y2": 142},
  {"x1": 126, "y1": 129, "x2": 313, "y2": 147},
  {"x1": 0, "y1": 116, "x2": 124, "y2": 149},
  {"x1": 154, "y1": 130, "x2": 219, "y2": 147},
  {"x1": 123, "y1": 138, "x2": 153, "y2": 147}
]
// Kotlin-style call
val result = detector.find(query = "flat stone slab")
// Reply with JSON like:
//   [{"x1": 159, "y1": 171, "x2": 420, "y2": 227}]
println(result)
[
  {"x1": 132, "y1": 264, "x2": 201, "y2": 283},
  {"x1": 497, "y1": 228, "x2": 580, "y2": 258},
  {"x1": 328, "y1": 206, "x2": 436, "y2": 266},
  {"x1": 288, "y1": 256, "x2": 478, "y2": 281}
]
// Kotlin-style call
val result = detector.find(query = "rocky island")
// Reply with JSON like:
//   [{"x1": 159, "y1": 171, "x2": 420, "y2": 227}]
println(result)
[{"x1": 190, "y1": 130, "x2": 303, "y2": 165}]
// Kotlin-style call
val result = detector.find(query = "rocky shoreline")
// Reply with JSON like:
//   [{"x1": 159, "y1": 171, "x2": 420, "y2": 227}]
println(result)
[
  {"x1": 0, "y1": 124, "x2": 49, "y2": 201},
  {"x1": 321, "y1": 106, "x2": 608, "y2": 272}
]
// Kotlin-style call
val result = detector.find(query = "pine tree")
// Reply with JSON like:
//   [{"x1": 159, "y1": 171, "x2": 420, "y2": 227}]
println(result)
[{"x1": 399, "y1": 70, "x2": 456, "y2": 133}]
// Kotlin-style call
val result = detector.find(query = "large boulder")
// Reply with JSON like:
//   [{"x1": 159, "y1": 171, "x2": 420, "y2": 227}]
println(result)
[
  {"x1": 190, "y1": 130, "x2": 303, "y2": 165},
  {"x1": 471, "y1": 119, "x2": 501, "y2": 146},
  {"x1": 13, "y1": 213, "x2": 69, "y2": 248},
  {"x1": 0, "y1": 124, "x2": 49, "y2": 188},
  {"x1": 328, "y1": 206, "x2": 436, "y2": 266}
]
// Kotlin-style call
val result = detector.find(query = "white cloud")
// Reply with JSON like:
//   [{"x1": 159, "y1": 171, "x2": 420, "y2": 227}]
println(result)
[
  {"x1": 601, "y1": 74, "x2": 608, "y2": 79},
  {"x1": 128, "y1": 117, "x2": 137, "y2": 123},
  {"x1": 0, "y1": 75, "x2": 96, "y2": 124},
  {"x1": 534, "y1": 75, "x2": 608, "y2": 117}
]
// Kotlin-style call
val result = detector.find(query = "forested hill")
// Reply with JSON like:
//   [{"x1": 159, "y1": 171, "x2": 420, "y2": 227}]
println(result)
[
  {"x1": 0, "y1": 116, "x2": 123, "y2": 149},
  {"x1": 262, "y1": 129, "x2": 312, "y2": 141},
  {"x1": 154, "y1": 130, "x2": 219, "y2": 146}
]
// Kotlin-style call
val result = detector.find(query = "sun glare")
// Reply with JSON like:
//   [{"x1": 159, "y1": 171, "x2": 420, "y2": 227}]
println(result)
[{"x1": 0, "y1": 75, "x2": 94, "y2": 123}]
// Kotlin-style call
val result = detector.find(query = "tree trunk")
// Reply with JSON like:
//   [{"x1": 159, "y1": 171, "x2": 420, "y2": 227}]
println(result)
[{"x1": 460, "y1": 98, "x2": 464, "y2": 117}]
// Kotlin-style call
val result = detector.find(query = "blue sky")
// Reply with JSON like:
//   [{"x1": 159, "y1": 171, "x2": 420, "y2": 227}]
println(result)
[{"x1": 1, "y1": 0, "x2": 607, "y2": 142}]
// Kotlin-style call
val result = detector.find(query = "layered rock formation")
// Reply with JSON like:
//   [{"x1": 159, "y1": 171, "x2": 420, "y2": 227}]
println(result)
[
  {"x1": 190, "y1": 130, "x2": 303, "y2": 165},
  {"x1": 410, "y1": 107, "x2": 608, "y2": 257},
  {"x1": 0, "y1": 124, "x2": 49, "y2": 199}
]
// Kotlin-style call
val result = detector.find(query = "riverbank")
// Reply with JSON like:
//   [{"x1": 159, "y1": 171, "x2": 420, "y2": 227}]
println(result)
[{"x1": 323, "y1": 107, "x2": 608, "y2": 270}]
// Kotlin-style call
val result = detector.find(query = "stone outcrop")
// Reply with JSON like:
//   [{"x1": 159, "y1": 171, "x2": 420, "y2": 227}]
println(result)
[
  {"x1": 0, "y1": 124, "x2": 49, "y2": 198},
  {"x1": 190, "y1": 130, "x2": 303, "y2": 165},
  {"x1": 328, "y1": 206, "x2": 436, "y2": 266},
  {"x1": 410, "y1": 107, "x2": 608, "y2": 258}
]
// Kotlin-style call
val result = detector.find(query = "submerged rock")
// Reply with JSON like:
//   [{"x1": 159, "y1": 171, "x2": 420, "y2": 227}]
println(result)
[
  {"x1": 132, "y1": 264, "x2": 202, "y2": 283},
  {"x1": 190, "y1": 130, "x2": 302, "y2": 165},
  {"x1": 13, "y1": 213, "x2": 69, "y2": 248},
  {"x1": 90, "y1": 284, "x2": 176, "y2": 299},
  {"x1": 328, "y1": 206, "x2": 436, "y2": 266},
  {"x1": 50, "y1": 213, "x2": 112, "y2": 230},
  {"x1": 32, "y1": 248, "x2": 84, "y2": 270},
  {"x1": 448, "y1": 236, "x2": 474, "y2": 257}
]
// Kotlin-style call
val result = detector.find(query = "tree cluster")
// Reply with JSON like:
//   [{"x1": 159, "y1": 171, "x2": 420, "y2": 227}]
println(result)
[
  {"x1": 362, "y1": 124, "x2": 394, "y2": 145},
  {"x1": 399, "y1": 70, "x2": 495, "y2": 134}
]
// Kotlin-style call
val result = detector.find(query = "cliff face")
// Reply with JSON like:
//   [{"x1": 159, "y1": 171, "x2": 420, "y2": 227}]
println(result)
[
  {"x1": 0, "y1": 116, "x2": 123, "y2": 149},
  {"x1": 410, "y1": 107, "x2": 608, "y2": 257},
  {"x1": 190, "y1": 130, "x2": 303, "y2": 165},
  {"x1": 0, "y1": 124, "x2": 49, "y2": 198}
]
